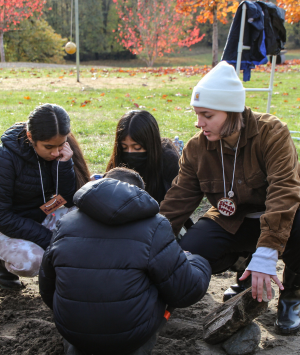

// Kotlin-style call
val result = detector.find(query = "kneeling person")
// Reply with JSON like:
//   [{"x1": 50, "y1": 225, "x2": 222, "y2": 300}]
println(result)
[{"x1": 39, "y1": 167, "x2": 211, "y2": 355}]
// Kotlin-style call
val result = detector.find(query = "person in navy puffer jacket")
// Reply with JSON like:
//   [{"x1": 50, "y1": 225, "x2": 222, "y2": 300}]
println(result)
[{"x1": 39, "y1": 167, "x2": 211, "y2": 355}]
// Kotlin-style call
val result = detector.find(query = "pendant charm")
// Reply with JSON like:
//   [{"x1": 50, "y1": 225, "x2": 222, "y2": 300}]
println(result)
[
  {"x1": 217, "y1": 198, "x2": 236, "y2": 217},
  {"x1": 228, "y1": 191, "x2": 234, "y2": 198},
  {"x1": 40, "y1": 194, "x2": 67, "y2": 215}
]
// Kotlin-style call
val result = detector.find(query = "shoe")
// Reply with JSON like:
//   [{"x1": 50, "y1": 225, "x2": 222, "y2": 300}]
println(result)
[
  {"x1": 275, "y1": 266, "x2": 300, "y2": 334},
  {"x1": 223, "y1": 254, "x2": 252, "y2": 302},
  {"x1": 223, "y1": 271, "x2": 252, "y2": 302},
  {"x1": 0, "y1": 260, "x2": 23, "y2": 290}
]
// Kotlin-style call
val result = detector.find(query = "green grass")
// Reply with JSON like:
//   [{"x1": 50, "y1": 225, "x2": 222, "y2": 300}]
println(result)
[{"x1": 0, "y1": 64, "x2": 300, "y2": 174}]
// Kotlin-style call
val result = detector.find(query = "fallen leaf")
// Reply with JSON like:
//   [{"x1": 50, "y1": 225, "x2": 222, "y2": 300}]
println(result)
[
  {"x1": 100, "y1": 93, "x2": 105, "y2": 96},
  {"x1": 24, "y1": 96, "x2": 30, "y2": 100},
  {"x1": 134, "y1": 103, "x2": 139, "y2": 108}
]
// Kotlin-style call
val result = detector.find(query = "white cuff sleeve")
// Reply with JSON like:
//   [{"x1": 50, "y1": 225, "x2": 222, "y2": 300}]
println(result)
[{"x1": 246, "y1": 247, "x2": 278, "y2": 276}]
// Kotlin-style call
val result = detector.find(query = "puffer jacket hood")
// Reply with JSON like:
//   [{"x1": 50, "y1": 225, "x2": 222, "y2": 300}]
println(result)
[
  {"x1": 1, "y1": 122, "x2": 37, "y2": 165},
  {"x1": 73, "y1": 178, "x2": 159, "y2": 225}
]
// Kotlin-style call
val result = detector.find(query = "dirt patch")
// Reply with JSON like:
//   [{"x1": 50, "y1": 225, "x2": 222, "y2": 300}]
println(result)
[
  {"x1": 1, "y1": 261, "x2": 299, "y2": 355},
  {"x1": 0, "y1": 204, "x2": 299, "y2": 355}
]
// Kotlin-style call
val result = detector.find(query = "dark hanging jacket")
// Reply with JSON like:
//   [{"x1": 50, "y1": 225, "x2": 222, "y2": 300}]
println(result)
[
  {"x1": 0, "y1": 123, "x2": 76, "y2": 249},
  {"x1": 222, "y1": 1, "x2": 268, "y2": 81},
  {"x1": 39, "y1": 178, "x2": 211, "y2": 355},
  {"x1": 257, "y1": 1, "x2": 286, "y2": 55},
  {"x1": 222, "y1": 0, "x2": 286, "y2": 81}
]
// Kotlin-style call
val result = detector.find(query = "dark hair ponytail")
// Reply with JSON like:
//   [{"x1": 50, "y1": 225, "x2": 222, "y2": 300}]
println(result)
[
  {"x1": 27, "y1": 104, "x2": 70, "y2": 142},
  {"x1": 26, "y1": 103, "x2": 90, "y2": 190}
]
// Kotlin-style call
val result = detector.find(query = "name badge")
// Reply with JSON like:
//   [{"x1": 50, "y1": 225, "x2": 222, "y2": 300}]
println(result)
[{"x1": 40, "y1": 194, "x2": 67, "y2": 215}]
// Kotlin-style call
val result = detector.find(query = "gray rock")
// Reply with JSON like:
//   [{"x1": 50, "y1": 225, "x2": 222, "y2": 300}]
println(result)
[{"x1": 222, "y1": 322, "x2": 261, "y2": 355}]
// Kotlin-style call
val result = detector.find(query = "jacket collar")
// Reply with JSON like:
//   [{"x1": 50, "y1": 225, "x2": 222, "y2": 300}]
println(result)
[{"x1": 206, "y1": 107, "x2": 260, "y2": 154}]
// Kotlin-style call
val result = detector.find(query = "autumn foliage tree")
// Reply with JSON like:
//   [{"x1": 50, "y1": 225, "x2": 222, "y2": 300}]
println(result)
[
  {"x1": 0, "y1": 0, "x2": 46, "y2": 62},
  {"x1": 176, "y1": 0, "x2": 239, "y2": 66},
  {"x1": 277, "y1": 0, "x2": 300, "y2": 24},
  {"x1": 113, "y1": 0, "x2": 205, "y2": 67}
]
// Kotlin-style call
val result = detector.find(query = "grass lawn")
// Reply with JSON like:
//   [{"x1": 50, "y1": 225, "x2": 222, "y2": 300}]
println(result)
[{"x1": 0, "y1": 62, "x2": 300, "y2": 174}]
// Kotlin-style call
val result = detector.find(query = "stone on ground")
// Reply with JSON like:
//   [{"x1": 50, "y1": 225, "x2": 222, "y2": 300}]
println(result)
[{"x1": 222, "y1": 322, "x2": 261, "y2": 355}]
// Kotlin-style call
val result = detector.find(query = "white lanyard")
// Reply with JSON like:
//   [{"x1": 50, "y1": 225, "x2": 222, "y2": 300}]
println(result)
[
  {"x1": 37, "y1": 157, "x2": 60, "y2": 204},
  {"x1": 219, "y1": 134, "x2": 241, "y2": 199}
]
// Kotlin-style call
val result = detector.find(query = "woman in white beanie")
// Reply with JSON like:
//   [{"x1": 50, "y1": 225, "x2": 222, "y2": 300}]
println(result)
[{"x1": 160, "y1": 60, "x2": 300, "y2": 335}]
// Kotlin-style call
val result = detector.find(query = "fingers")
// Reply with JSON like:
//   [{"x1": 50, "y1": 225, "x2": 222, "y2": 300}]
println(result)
[
  {"x1": 256, "y1": 275, "x2": 264, "y2": 302},
  {"x1": 271, "y1": 275, "x2": 284, "y2": 291},
  {"x1": 251, "y1": 273, "x2": 257, "y2": 300},
  {"x1": 58, "y1": 142, "x2": 73, "y2": 161},
  {"x1": 239, "y1": 270, "x2": 251, "y2": 281},
  {"x1": 265, "y1": 277, "x2": 273, "y2": 300}
]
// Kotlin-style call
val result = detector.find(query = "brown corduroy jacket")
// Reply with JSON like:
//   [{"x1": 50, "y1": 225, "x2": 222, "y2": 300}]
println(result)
[{"x1": 160, "y1": 107, "x2": 300, "y2": 254}]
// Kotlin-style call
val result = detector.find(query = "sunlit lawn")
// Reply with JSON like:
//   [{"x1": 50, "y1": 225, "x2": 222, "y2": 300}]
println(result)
[{"x1": 0, "y1": 63, "x2": 300, "y2": 174}]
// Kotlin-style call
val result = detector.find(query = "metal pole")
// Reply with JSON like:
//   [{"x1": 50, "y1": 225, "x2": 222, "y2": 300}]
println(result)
[
  {"x1": 75, "y1": 0, "x2": 80, "y2": 82},
  {"x1": 236, "y1": 3, "x2": 247, "y2": 75},
  {"x1": 266, "y1": 55, "x2": 277, "y2": 113}
]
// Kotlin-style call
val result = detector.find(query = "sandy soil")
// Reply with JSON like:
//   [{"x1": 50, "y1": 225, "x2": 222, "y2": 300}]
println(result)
[
  {"x1": 0, "y1": 206, "x2": 299, "y2": 355},
  {"x1": 1, "y1": 261, "x2": 298, "y2": 355}
]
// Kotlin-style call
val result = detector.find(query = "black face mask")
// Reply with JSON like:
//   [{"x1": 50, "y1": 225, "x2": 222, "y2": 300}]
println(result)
[{"x1": 122, "y1": 152, "x2": 148, "y2": 171}]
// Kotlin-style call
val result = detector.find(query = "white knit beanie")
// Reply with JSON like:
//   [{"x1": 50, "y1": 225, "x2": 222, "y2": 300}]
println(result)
[{"x1": 190, "y1": 61, "x2": 245, "y2": 112}]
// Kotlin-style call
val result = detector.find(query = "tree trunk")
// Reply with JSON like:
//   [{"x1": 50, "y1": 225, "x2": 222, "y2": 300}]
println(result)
[
  {"x1": 0, "y1": 31, "x2": 5, "y2": 63},
  {"x1": 212, "y1": 7, "x2": 218, "y2": 67}
]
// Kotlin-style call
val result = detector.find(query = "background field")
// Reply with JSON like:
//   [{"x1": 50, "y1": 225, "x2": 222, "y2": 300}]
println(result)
[{"x1": 0, "y1": 60, "x2": 300, "y2": 174}]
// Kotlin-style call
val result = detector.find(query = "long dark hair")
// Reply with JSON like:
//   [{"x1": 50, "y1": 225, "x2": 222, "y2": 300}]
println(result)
[
  {"x1": 106, "y1": 110, "x2": 162, "y2": 200},
  {"x1": 26, "y1": 103, "x2": 90, "y2": 190}
]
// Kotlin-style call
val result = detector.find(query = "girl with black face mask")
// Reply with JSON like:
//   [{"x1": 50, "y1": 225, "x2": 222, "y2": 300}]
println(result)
[{"x1": 106, "y1": 110, "x2": 180, "y2": 204}]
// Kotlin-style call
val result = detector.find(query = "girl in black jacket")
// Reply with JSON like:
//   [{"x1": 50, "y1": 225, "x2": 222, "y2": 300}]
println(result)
[
  {"x1": 0, "y1": 104, "x2": 90, "y2": 290},
  {"x1": 106, "y1": 110, "x2": 179, "y2": 204}
]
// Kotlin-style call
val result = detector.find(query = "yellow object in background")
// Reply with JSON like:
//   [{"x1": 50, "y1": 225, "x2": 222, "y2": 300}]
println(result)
[{"x1": 65, "y1": 42, "x2": 77, "y2": 55}]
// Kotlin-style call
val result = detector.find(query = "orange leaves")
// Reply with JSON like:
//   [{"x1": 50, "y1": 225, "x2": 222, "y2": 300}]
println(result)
[
  {"x1": 177, "y1": 0, "x2": 239, "y2": 25},
  {"x1": 277, "y1": 0, "x2": 300, "y2": 23},
  {"x1": 80, "y1": 100, "x2": 91, "y2": 107},
  {"x1": 0, "y1": 0, "x2": 45, "y2": 34},
  {"x1": 113, "y1": 0, "x2": 205, "y2": 66},
  {"x1": 297, "y1": 98, "x2": 300, "y2": 102},
  {"x1": 100, "y1": 93, "x2": 105, "y2": 96},
  {"x1": 24, "y1": 96, "x2": 30, "y2": 100}
]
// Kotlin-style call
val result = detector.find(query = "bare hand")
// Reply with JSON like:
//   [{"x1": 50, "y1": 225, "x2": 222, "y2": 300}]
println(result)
[
  {"x1": 58, "y1": 142, "x2": 73, "y2": 162},
  {"x1": 240, "y1": 270, "x2": 284, "y2": 302}
]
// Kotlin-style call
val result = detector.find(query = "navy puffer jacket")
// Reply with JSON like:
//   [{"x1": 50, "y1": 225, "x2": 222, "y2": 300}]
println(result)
[
  {"x1": 39, "y1": 178, "x2": 211, "y2": 355},
  {"x1": 0, "y1": 123, "x2": 76, "y2": 249}
]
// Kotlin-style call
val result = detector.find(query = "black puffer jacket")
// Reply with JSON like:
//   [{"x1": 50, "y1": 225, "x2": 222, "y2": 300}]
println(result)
[
  {"x1": 0, "y1": 123, "x2": 76, "y2": 249},
  {"x1": 39, "y1": 178, "x2": 211, "y2": 355}
]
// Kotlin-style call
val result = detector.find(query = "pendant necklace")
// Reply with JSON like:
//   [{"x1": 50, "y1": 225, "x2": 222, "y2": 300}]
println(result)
[
  {"x1": 217, "y1": 134, "x2": 241, "y2": 217},
  {"x1": 35, "y1": 154, "x2": 67, "y2": 215}
]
